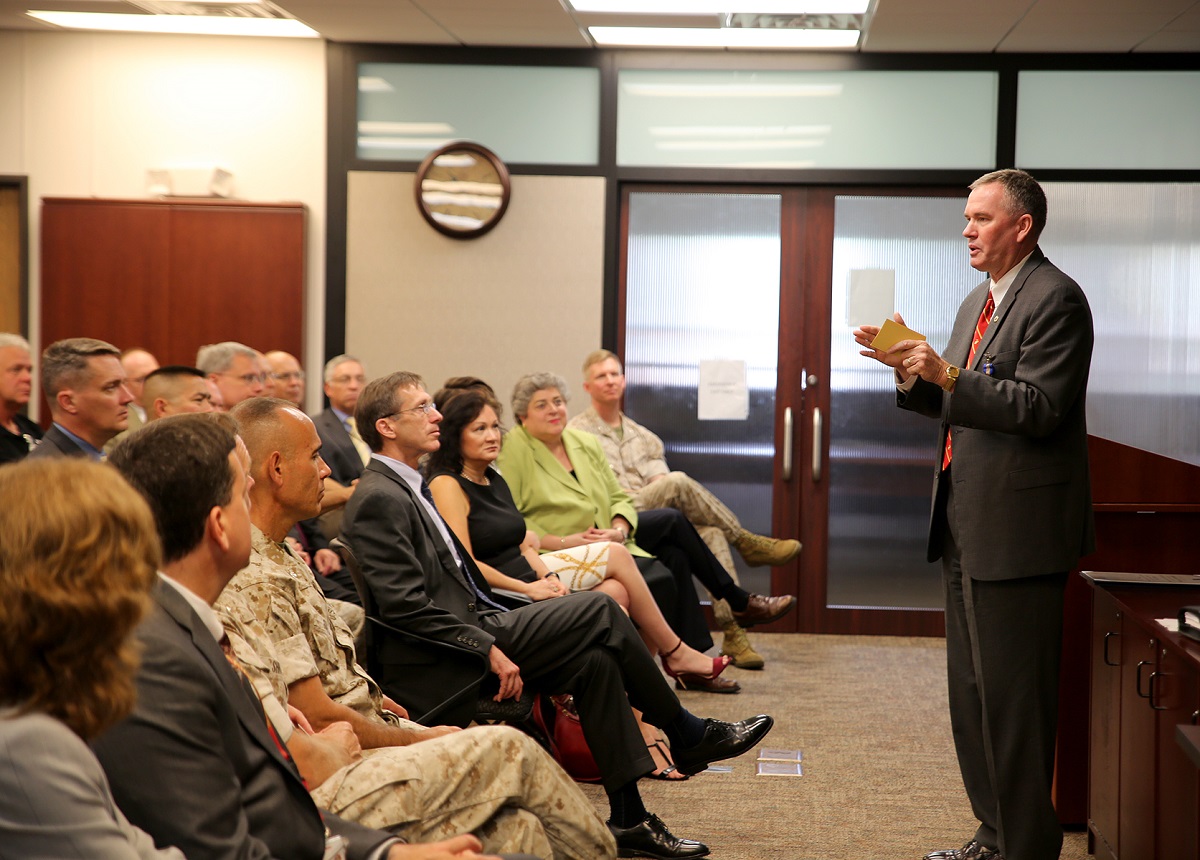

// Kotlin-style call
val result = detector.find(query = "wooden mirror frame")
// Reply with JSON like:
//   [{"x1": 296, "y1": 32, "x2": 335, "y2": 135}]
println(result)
[{"x1": 413, "y1": 142, "x2": 512, "y2": 239}]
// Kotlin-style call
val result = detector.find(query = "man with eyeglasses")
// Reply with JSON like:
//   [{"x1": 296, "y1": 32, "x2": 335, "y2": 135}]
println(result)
[
  {"x1": 266, "y1": 349, "x2": 306, "y2": 407},
  {"x1": 0, "y1": 333, "x2": 42, "y2": 465},
  {"x1": 197, "y1": 341, "x2": 267, "y2": 411},
  {"x1": 315, "y1": 354, "x2": 371, "y2": 488}
]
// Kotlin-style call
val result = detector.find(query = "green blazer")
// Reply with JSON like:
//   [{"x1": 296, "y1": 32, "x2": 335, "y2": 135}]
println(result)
[{"x1": 497, "y1": 425, "x2": 650, "y2": 558}]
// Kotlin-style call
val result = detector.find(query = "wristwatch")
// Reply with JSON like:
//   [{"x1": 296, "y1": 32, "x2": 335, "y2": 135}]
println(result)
[{"x1": 942, "y1": 365, "x2": 960, "y2": 392}]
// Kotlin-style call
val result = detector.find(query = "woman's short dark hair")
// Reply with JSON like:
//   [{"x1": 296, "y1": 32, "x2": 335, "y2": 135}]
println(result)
[
  {"x1": 425, "y1": 388, "x2": 501, "y2": 478},
  {"x1": 108, "y1": 413, "x2": 238, "y2": 564},
  {"x1": 0, "y1": 459, "x2": 160, "y2": 739}
]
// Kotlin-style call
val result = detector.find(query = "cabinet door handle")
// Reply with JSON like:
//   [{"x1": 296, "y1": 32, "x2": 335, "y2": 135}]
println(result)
[
  {"x1": 1149, "y1": 671, "x2": 1168, "y2": 711},
  {"x1": 1136, "y1": 660, "x2": 1154, "y2": 698},
  {"x1": 1102, "y1": 631, "x2": 1120, "y2": 666}
]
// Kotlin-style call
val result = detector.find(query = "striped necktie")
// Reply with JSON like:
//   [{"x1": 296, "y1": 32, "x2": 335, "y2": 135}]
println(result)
[{"x1": 942, "y1": 292, "x2": 996, "y2": 470}]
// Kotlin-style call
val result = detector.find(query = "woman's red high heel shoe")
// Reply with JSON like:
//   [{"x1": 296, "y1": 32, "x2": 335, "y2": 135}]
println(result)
[{"x1": 659, "y1": 639, "x2": 733, "y2": 689}]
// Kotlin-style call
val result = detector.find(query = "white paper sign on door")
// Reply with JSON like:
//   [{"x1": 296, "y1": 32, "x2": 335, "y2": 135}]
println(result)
[{"x1": 698, "y1": 360, "x2": 748, "y2": 421}]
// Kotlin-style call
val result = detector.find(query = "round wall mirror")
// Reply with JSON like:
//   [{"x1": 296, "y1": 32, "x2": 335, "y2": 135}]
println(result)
[{"x1": 414, "y1": 142, "x2": 511, "y2": 239}]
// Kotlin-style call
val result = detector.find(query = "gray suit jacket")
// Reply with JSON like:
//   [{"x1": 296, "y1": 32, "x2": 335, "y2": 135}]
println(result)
[
  {"x1": 899, "y1": 248, "x2": 1095, "y2": 579},
  {"x1": 0, "y1": 710, "x2": 184, "y2": 859},
  {"x1": 341, "y1": 459, "x2": 502, "y2": 723},
  {"x1": 26, "y1": 424, "x2": 88, "y2": 459},
  {"x1": 91, "y1": 583, "x2": 389, "y2": 860},
  {"x1": 314, "y1": 409, "x2": 366, "y2": 486}
]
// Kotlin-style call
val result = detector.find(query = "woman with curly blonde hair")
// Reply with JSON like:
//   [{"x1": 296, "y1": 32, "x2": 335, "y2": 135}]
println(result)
[{"x1": 0, "y1": 458, "x2": 185, "y2": 858}]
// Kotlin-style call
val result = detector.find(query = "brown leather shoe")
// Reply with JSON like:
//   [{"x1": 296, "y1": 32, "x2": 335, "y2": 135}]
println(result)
[
  {"x1": 673, "y1": 674, "x2": 741, "y2": 694},
  {"x1": 731, "y1": 593, "x2": 797, "y2": 628}
]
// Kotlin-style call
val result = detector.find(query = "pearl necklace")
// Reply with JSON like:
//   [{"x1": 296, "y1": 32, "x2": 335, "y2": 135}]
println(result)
[{"x1": 460, "y1": 468, "x2": 490, "y2": 486}]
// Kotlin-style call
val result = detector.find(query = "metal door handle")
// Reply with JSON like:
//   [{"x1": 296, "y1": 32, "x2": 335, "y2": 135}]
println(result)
[
  {"x1": 811, "y1": 407, "x2": 822, "y2": 483},
  {"x1": 1102, "y1": 631, "x2": 1120, "y2": 667},
  {"x1": 1149, "y1": 671, "x2": 1168, "y2": 711},
  {"x1": 782, "y1": 407, "x2": 793, "y2": 481},
  {"x1": 1136, "y1": 660, "x2": 1153, "y2": 698}
]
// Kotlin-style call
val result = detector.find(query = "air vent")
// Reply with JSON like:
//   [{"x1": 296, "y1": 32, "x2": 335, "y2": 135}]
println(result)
[{"x1": 727, "y1": 12, "x2": 867, "y2": 31}]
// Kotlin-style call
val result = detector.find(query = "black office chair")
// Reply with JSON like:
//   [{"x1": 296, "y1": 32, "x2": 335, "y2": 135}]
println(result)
[{"x1": 329, "y1": 537, "x2": 532, "y2": 727}]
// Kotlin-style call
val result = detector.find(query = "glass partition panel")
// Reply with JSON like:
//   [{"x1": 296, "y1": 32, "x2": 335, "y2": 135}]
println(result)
[
  {"x1": 623, "y1": 191, "x2": 782, "y2": 597},
  {"x1": 357, "y1": 63, "x2": 600, "y2": 164},
  {"x1": 1041, "y1": 183, "x2": 1200, "y2": 466},
  {"x1": 1018, "y1": 73, "x2": 1200, "y2": 170},
  {"x1": 829, "y1": 195, "x2": 975, "y2": 610},
  {"x1": 617, "y1": 69, "x2": 997, "y2": 169}
]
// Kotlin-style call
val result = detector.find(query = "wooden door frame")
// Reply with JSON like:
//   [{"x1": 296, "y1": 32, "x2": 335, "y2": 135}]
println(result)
[{"x1": 0, "y1": 176, "x2": 29, "y2": 338}]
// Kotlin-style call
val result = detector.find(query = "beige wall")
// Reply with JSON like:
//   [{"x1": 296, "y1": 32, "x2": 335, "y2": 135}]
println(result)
[
  {"x1": 0, "y1": 30, "x2": 326, "y2": 412},
  {"x1": 346, "y1": 170, "x2": 606, "y2": 419}
]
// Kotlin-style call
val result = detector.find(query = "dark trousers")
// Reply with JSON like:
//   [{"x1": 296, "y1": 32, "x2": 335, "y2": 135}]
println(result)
[
  {"x1": 634, "y1": 556, "x2": 712, "y2": 652},
  {"x1": 941, "y1": 484, "x2": 1066, "y2": 860},
  {"x1": 635, "y1": 508, "x2": 742, "y2": 601},
  {"x1": 482, "y1": 590, "x2": 682, "y2": 791}
]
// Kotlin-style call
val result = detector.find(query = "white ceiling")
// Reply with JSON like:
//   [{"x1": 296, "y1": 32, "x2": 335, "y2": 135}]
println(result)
[{"x1": 1, "y1": 0, "x2": 1198, "y2": 52}]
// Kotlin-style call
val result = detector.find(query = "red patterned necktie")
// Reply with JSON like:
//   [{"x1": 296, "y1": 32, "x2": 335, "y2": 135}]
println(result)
[{"x1": 942, "y1": 293, "x2": 995, "y2": 470}]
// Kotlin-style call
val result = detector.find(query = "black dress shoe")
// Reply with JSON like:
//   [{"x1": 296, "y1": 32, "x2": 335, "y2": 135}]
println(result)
[
  {"x1": 608, "y1": 813, "x2": 710, "y2": 859},
  {"x1": 731, "y1": 593, "x2": 796, "y2": 628},
  {"x1": 671, "y1": 714, "x2": 774, "y2": 776}
]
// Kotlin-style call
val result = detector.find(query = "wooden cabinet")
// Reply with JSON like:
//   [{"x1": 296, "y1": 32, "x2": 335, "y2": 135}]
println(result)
[
  {"x1": 1087, "y1": 582, "x2": 1200, "y2": 860},
  {"x1": 40, "y1": 197, "x2": 305, "y2": 370}
]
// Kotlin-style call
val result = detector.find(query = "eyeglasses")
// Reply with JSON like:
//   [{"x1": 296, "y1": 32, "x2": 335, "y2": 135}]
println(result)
[
  {"x1": 331, "y1": 374, "x2": 366, "y2": 385},
  {"x1": 388, "y1": 401, "x2": 438, "y2": 419},
  {"x1": 222, "y1": 372, "x2": 267, "y2": 386},
  {"x1": 272, "y1": 371, "x2": 305, "y2": 382}
]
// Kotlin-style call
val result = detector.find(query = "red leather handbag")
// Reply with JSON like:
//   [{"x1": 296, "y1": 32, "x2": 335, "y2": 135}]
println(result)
[{"x1": 531, "y1": 693, "x2": 602, "y2": 783}]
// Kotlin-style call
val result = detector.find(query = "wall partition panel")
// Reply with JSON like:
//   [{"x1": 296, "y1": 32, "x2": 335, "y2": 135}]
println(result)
[
  {"x1": 1018, "y1": 73, "x2": 1200, "y2": 170},
  {"x1": 356, "y1": 62, "x2": 600, "y2": 164},
  {"x1": 1041, "y1": 183, "x2": 1200, "y2": 467},
  {"x1": 616, "y1": 69, "x2": 998, "y2": 170}
]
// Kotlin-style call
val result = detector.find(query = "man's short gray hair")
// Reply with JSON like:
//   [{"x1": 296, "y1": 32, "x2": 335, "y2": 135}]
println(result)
[
  {"x1": 196, "y1": 342, "x2": 257, "y2": 375},
  {"x1": 0, "y1": 333, "x2": 31, "y2": 353},
  {"x1": 970, "y1": 169, "x2": 1047, "y2": 241},
  {"x1": 511, "y1": 372, "x2": 570, "y2": 424},
  {"x1": 41, "y1": 337, "x2": 120, "y2": 397},
  {"x1": 324, "y1": 354, "x2": 363, "y2": 384}
]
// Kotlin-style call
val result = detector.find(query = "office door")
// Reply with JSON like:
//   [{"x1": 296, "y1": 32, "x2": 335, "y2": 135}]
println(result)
[{"x1": 620, "y1": 185, "x2": 968, "y2": 635}]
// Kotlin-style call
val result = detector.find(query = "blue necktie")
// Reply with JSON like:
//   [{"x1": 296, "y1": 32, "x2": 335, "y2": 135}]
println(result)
[{"x1": 419, "y1": 481, "x2": 506, "y2": 611}]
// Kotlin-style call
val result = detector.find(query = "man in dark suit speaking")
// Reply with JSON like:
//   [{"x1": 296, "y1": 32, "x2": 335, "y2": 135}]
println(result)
[
  {"x1": 342, "y1": 371, "x2": 775, "y2": 860},
  {"x1": 854, "y1": 169, "x2": 1094, "y2": 860}
]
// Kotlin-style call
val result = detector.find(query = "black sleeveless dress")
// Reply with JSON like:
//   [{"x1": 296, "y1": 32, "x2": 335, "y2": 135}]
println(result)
[{"x1": 430, "y1": 467, "x2": 538, "y2": 582}]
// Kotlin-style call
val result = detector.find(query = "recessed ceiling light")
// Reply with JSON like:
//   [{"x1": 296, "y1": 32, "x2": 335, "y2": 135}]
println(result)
[
  {"x1": 573, "y1": 1, "x2": 869, "y2": 13},
  {"x1": 591, "y1": 25, "x2": 859, "y2": 49},
  {"x1": 26, "y1": 10, "x2": 318, "y2": 37}
]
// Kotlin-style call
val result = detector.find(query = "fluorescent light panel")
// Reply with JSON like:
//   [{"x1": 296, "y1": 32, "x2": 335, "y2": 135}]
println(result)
[
  {"x1": 26, "y1": 10, "x2": 319, "y2": 37},
  {"x1": 592, "y1": 26, "x2": 859, "y2": 48},
  {"x1": 573, "y1": 1, "x2": 869, "y2": 13}
]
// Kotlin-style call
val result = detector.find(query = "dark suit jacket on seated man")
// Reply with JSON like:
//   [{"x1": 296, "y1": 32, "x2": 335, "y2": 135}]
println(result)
[
  {"x1": 854, "y1": 169, "x2": 1094, "y2": 860},
  {"x1": 101, "y1": 413, "x2": 523, "y2": 860},
  {"x1": 341, "y1": 371, "x2": 776, "y2": 860}
]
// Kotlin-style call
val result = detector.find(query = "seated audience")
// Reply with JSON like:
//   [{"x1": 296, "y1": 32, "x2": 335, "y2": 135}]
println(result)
[
  {"x1": 342, "y1": 370, "x2": 776, "y2": 860},
  {"x1": 213, "y1": 398, "x2": 612, "y2": 858},
  {"x1": 28, "y1": 337, "x2": 133, "y2": 460},
  {"x1": 266, "y1": 349, "x2": 306, "y2": 406},
  {"x1": 0, "y1": 458, "x2": 185, "y2": 858},
  {"x1": 313, "y1": 353, "x2": 368, "y2": 534},
  {"x1": 427, "y1": 387, "x2": 733, "y2": 777},
  {"x1": 570, "y1": 350, "x2": 801, "y2": 669},
  {"x1": 196, "y1": 340, "x2": 266, "y2": 410},
  {"x1": 101, "y1": 414, "x2": 522, "y2": 860},
  {"x1": 141, "y1": 365, "x2": 215, "y2": 418},
  {"x1": 119, "y1": 347, "x2": 159, "y2": 430},
  {"x1": 496, "y1": 372, "x2": 796, "y2": 692},
  {"x1": 0, "y1": 333, "x2": 41, "y2": 464}
]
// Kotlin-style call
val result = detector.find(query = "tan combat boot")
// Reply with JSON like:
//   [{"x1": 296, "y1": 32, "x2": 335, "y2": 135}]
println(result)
[
  {"x1": 732, "y1": 530, "x2": 801, "y2": 567},
  {"x1": 720, "y1": 622, "x2": 765, "y2": 670}
]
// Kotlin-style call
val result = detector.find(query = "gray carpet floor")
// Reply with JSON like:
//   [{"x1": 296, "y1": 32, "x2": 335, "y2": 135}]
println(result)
[{"x1": 577, "y1": 632, "x2": 1089, "y2": 860}]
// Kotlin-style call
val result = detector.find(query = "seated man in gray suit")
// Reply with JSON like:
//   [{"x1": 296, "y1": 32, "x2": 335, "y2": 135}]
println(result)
[
  {"x1": 101, "y1": 414, "x2": 529, "y2": 860},
  {"x1": 342, "y1": 371, "x2": 777, "y2": 860},
  {"x1": 28, "y1": 337, "x2": 133, "y2": 460}
]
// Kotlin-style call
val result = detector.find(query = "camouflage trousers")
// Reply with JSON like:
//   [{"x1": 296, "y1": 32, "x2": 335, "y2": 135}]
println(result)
[
  {"x1": 633, "y1": 471, "x2": 742, "y2": 626},
  {"x1": 309, "y1": 724, "x2": 615, "y2": 860}
]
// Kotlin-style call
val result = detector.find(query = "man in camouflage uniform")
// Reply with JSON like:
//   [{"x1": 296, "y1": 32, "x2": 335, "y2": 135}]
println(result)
[{"x1": 215, "y1": 397, "x2": 615, "y2": 859}]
